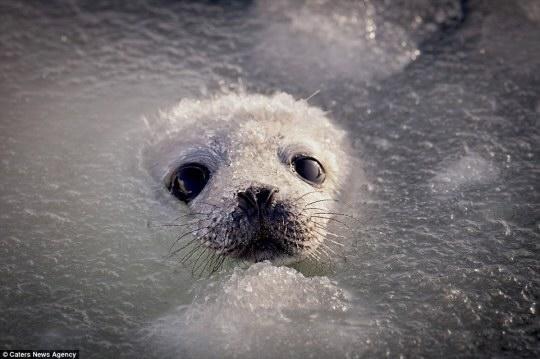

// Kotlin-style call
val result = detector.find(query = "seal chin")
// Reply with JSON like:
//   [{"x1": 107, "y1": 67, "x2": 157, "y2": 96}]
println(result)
[
  {"x1": 232, "y1": 232, "x2": 297, "y2": 263},
  {"x1": 235, "y1": 248, "x2": 301, "y2": 265},
  {"x1": 236, "y1": 247, "x2": 283, "y2": 263}
]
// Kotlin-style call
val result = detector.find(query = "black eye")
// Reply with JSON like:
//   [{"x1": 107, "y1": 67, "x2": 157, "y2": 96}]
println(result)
[
  {"x1": 292, "y1": 155, "x2": 326, "y2": 185},
  {"x1": 168, "y1": 163, "x2": 210, "y2": 203}
]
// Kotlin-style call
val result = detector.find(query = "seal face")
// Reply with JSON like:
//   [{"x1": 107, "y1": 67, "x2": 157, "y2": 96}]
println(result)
[{"x1": 147, "y1": 93, "x2": 351, "y2": 264}]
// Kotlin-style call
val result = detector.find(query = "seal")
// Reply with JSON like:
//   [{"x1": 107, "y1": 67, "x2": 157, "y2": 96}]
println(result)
[{"x1": 146, "y1": 92, "x2": 353, "y2": 265}]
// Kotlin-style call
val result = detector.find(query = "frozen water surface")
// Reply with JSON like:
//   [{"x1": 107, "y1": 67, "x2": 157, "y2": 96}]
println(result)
[{"x1": 0, "y1": 0, "x2": 539, "y2": 358}]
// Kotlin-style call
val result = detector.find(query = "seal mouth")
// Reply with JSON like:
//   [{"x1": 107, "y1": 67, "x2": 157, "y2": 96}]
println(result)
[{"x1": 232, "y1": 225, "x2": 293, "y2": 262}]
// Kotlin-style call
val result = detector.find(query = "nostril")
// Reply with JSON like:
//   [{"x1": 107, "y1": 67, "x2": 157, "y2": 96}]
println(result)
[
  {"x1": 237, "y1": 186, "x2": 279, "y2": 213},
  {"x1": 256, "y1": 187, "x2": 279, "y2": 209},
  {"x1": 237, "y1": 190, "x2": 257, "y2": 212}
]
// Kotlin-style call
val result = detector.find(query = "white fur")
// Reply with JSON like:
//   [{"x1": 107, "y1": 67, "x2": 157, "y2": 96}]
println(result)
[{"x1": 146, "y1": 92, "x2": 353, "y2": 263}]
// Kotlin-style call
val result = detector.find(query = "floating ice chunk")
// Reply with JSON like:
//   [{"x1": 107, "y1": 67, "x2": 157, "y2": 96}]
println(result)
[
  {"x1": 518, "y1": 0, "x2": 540, "y2": 22},
  {"x1": 431, "y1": 152, "x2": 499, "y2": 192},
  {"x1": 252, "y1": 0, "x2": 463, "y2": 85},
  {"x1": 142, "y1": 262, "x2": 370, "y2": 358}
]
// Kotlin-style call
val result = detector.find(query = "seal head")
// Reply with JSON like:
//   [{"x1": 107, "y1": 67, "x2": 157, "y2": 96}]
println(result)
[{"x1": 147, "y1": 93, "x2": 351, "y2": 264}]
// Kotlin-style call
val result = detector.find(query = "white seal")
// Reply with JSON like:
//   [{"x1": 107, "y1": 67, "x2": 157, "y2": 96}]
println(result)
[{"x1": 146, "y1": 92, "x2": 354, "y2": 266}]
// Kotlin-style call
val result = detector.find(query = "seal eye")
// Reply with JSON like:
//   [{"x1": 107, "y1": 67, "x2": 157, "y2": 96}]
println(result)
[
  {"x1": 292, "y1": 155, "x2": 326, "y2": 185},
  {"x1": 168, "y1": 163, "x2": 210, "y2": 203}
]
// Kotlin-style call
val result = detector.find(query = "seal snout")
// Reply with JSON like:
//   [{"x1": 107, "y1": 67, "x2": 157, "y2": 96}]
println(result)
[{"x1": 237, "y1": 185, "x2": 279, "y2": 222}]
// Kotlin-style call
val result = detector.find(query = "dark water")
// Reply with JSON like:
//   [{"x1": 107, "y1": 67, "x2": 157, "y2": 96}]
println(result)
[{"x1": 0, "y1": 0, "x2": 538, "y2": 358}]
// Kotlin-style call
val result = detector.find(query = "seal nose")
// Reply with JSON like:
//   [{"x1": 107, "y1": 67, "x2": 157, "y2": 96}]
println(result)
[{"x1": 237, "y1": 185, "x2": 279, "y2": 216}]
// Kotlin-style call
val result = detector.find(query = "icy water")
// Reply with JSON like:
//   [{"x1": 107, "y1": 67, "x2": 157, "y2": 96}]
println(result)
[{"x1": 1, "y1": 0, "x2": 539, "y2": 358}]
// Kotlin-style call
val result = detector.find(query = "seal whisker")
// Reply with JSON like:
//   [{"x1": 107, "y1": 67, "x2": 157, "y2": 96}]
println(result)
[
  {"x1": 325, "y1": 232, "x2": 346, "y2": 240},
  {"x1": 210, "y1": 254, "x2": 227, "y2": 274},
  {"x1": 318, "y1": 242, "x2": 346, "y2": 262},
  {"x1": 171, "y1": 212, "x2": 212, "y2": 222},
  {"x1": 169, "y1": 230, "x2": 201, "y2": 254},
  {"x1": 205, "y1": 247, "x2": 226, "y2": 275},
  {"x1": 168, "y1": 237, "x2": 200, "y2": 257},
  {"x1": 309, "y1": 215, "x2": 351, "y2": 229},
  {"x1": 294, "y1": 190, "x2": 321, "y2": 203},
  {"x1": 317, "y1": 243, "x2": 336, "y2": 256},
  {"x1": 170, "y1": 224, "x2": 215, "y2": 252},
  {"x1": 310, "y1": 221, "x2": 346, "y2": 237},
  {"x1": 155, "y1": 218, "x2": 208, "y2": 228},
  {"x1": 196, "y1": 201, "x2": 223, "y2": 209},
  {"x1": 312, "y1": 247, "x2": 330, "y2": 262},
  {"x1": 304, "y1": 209, "x2": 356, "y2": 219},
  {"x1": 191, "y1": 247, "x2": 213, "y2": 276},
  {"x1": 199, "y1": 250, "x2": 218, "y2": 277},
  {"x1": 307, "y1": 248, "x2": 322, "y2": 261},
  {"x1": 324, "y1": 237, "x2": 345, "y2": 246},
  {"x1": 311, "y1": 247, "x2": 328, "y2": 261},
  {"x1": 311, "y1": 212, "x2": 358, "y2": 225},
  {"x1": 177, "y1": 242, "x2": 204, "y2": 264},
  {"x1": 171, "y1": 221, "x2": 224, "y2": 259},
  {"x1": 302, "y1": 206, "x2": 331, "y2": 211},
  {"x1": 304, "y1": 198, "x2": 339, "y2": 207},
  {"x1": 303, "y1": 88, "x2": 321, "y2": 102},
  {"x1": 173, "y1": 232, "x2": 207, "y2": 257}
]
